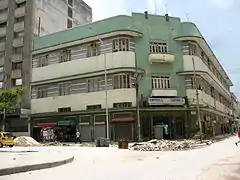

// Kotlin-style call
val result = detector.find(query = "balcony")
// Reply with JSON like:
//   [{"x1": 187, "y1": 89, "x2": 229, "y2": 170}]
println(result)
[
  {"x1": 182, "y1": 55, "x2": 230, "y2": 100},
  {"x1": 13, "y1": 37, "x2": 24, "y2": 47},
  {"x1": 32, "y1": 51, "x2": 136, "y2": 83},
  {"x1": 11, "y1": 53, "x2": 23, "y2": 63},
  {"x1": 0, "y1": 73, "x2": 3, "y2": 81},
  {"x1": 15, "y1": 6, "x2": 26, "y2": 18},
  {"x1": 0, "y1": 56, "x2": 4, "y2": 66},
  {"x1": 187, "y1": 89, "x2": 231, "y2": 115},
  {"x1": 0, "y1": 0, "x2": 8, "y2": 10},
  {"x1": 12, "y1": 69, "x2": 22, "y2": 79},
  {"x1": 0, "y1": 12, "x2": 7, "y2": 23},
  {"x1": 14, "y1": 21, "x2": 25, "y2": 32},
  {"x1": 151, "y1": 89, "x2": 177, "y2": 97},
  {"x1": 16, "y1": 0, "x2": 26, "y2": 4},
  {"x1": 0, "y1": 27, "x2": 6, "y2": 37},
  {"x1": 31, "y1": 88, "x2": 136, "y2": 114},
  {"x1": 149, "y1": 53, "x2": 174, "y2": 64},
  {"x1": 0, "y1": 42, "x2": 5, "y2": 51}
]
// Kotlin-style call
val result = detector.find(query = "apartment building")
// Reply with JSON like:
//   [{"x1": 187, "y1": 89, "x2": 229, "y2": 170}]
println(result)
[
  {"x1": 30, "y1": 12, "x2": 234, "y2": 141},
  {"x1": 0, "y1": 0, "x2": 92, "y2": 136}
]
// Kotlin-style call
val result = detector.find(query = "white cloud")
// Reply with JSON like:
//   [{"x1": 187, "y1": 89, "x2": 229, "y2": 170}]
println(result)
[
  {"x1": 211, "y1": 0, "x2": 235, "y2": 8},
  {"x1": 84, "y1": 0, "x2": 128, "y2": 21}
]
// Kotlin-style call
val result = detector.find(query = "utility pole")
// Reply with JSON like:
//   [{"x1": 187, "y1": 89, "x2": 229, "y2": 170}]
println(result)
[
  {"x1": 192, "y1": 57, "x2": 203, "y2": 142},
  {"x1": 134, "y1": 73, "x2": 141, "y2": 141},
  {"x1": 99, "y1": 39, "x2": 109, "y2": 140}
]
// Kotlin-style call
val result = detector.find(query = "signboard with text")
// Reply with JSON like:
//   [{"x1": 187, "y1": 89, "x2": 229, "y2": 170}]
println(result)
[{"x1": 148, "y1": 98, "x2": 185, "y2": 106}]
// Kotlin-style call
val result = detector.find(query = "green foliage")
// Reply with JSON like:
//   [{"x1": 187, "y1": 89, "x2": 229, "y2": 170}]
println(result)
[{"x1": 0, "y1": 87, "x2": 24, "y2": 113}]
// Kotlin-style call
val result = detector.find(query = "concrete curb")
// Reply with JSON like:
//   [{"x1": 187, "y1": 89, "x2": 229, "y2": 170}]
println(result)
[{"x1": 0, "y1": 156, "x2": 74, "y2": 176}]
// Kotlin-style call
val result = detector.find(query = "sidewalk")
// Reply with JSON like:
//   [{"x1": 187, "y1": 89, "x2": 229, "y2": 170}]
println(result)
[{"x1": 0, "y1": 150, "x2": 74, "y2": 176}]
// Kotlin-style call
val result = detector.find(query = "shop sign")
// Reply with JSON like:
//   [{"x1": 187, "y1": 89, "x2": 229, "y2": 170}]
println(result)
[{"x1": 148, "y1": 97, "x2": 185, "y2": 106}]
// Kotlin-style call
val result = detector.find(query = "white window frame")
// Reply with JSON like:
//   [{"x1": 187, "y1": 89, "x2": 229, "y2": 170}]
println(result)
[
  {"x1": 16, "y1": 78, "x2": 22, "y2": 86},
  {"x1": 113, "y1": 73, "x2": 131, "y2": 89},
  {"x1": 150, "y1": 41, "x2": 168, "y2": 53},
  {"x1": 87, "y1": 42, "x2": 100, "y2": 57},
  {"x1": 152, "y1": 76, "x2": 171, "y2": 89},
  {"x1": 0, "y1": 82, "x2": 3, "y2": 89},
  {"x1": 112, "y1": 38, "x2": 131, "y2": 52}
]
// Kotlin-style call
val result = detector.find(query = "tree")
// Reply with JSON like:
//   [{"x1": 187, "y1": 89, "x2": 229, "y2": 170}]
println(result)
[{"x1": 0, "y1": 87, "x2": 24, "y2": 113}]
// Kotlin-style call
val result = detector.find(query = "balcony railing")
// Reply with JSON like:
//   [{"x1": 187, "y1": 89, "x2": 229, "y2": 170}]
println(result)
[
  {"x1": 11, "y1": 69, "x2": 22, "y2": 79},
  {"x1": 0, "y1": 27, "x2": 6, "y2": 37},
  {"x1": 0, "y1": 42, "x2": 5, "y2": 52},
  {"x1": 11, "y1": 53, "x2": 23, "y2": 63},
  {"x1": 13, "y1": 37, "x2": 24, "y2": 47},
  {"x1": 0, "y1": 12, "x2": 7, "y2": 23},
  {"x1": 15, "y1": 6, "x2": 26, "y2": 18},
  {"x1": 0, "y1": 0, "x2": 8, "y2": 10},
  {"x1": 14, "y1": 21, "x2": 25, "y2": 32}
]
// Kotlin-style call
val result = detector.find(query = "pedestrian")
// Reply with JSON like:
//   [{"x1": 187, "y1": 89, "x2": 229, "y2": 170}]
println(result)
[
  {"x1": 75, "y1": 130, "x2": 82, "y2": 144},
  {"x1": 235, "y1": 127, "x2": 240, "y2": 146}
]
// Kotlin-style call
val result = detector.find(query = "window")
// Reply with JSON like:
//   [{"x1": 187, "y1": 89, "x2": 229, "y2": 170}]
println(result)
[
  {"x1": 12, "y1": 62, "x2": 22, "y2": 70},
  {"x1": 0, "y1": 22, "x2": 7, "y2": 28},
  {"x1": 0, "y1": 67, "x2": 3, "y2": 73},
  {"x1": 68, "y1": 0, "x2": 73, "y2": 6},
  {"x1": 16, "y1": 78, "x2": 22, "y2": 86},
  {"x1": 59, "y1": 49, "x2": 71, "y2": 63},
  {"x1": 113, "y1": 38, "x2": 130, "y2": 52},
  {"x1": 58, "y1": 107, "x2": 71, "y2": 112},
  {"x1": 150, "y1": 42, "x2": 168, "y2": 53},
  {"x1": 86, "y1": 104, "x2": 101, "y2": 110},
  {"x1": 14, "y1": 31, "x2": 24, "y2": 38},
  {"x1": 113, "y1": 102, "x2": 132, "y2": 108},
  {"x1": 38, "y1": 54, "x2": 49, "y2": 67},
  {"x1": 58, "y1": 82, "x2": 70, "y2": 96},
  {"x1": 113, "y1": 74, "x2": 131, "y2": 89},
  {"x1": 13, "y1": 47, "x2": 23, "y2": 53},
  {"x1": 67, "y1": 19, "x2": 72, "y2": 28},
  {"x1": 68, "y1": 7, "x2": 73, "y2": 18},
  {"x1": 87, "y1": 78, "x2": 100, "y2": 92},
  {"x1": 12, "y1": 78, "x2": 22, "y2": 86},
  {"x1": 0, "y1": 82, "x2": 3, "y2": 89},
  {"x1": 152, "y1": 76, "x2": 170, "y2": 89},
  {"x1": 16, "y1": 1, "x2": 26, "y2": 8},
  {"x1": 37, "y1": 86, "x2": 47, "y2": 98},
  {"x1": 87, "y1": 43, "x2": 100, "y2": 57},
  {"x1": 189, "y1": 43, "x2": 197, "y2": 55}
]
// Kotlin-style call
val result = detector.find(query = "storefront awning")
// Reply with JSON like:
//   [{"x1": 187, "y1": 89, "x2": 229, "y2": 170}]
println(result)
[
  {"x1": 111, "y1": 117, "x2": 135, "y2": 123},
  {"x1": 58, "y1": 120, "x2": 72, "y2": 126},
  {"x1": 36, "y1": 123, "x2": 57, "y2": 127}
]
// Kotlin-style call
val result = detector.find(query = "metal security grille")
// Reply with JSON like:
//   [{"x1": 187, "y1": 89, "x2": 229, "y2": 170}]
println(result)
[
  {"x1": 150, "y1": 42, "x2": 168, "y2": 53},
  {"x1": 152, "y1": 76, "x2": 170, "y2": 89}
]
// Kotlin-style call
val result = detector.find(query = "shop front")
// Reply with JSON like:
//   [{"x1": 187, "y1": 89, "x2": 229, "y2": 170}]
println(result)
[
  {"x1": 111, "y1": 112, "x2": 135, "y2": 141},
  {"x1": 32, "y1": 116, "x2": 77, "y2": 142}
]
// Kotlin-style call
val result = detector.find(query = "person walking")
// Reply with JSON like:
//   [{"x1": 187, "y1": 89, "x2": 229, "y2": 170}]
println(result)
[
  {"x1": 235, "y1": 127, "x2": 240, "y2": 146},
  {"x1": 75, "y1": 130, "x2": 82, "y2": 144}
]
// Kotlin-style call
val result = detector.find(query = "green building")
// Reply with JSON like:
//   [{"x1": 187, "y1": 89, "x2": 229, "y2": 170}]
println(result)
[{"x1": 30, "y1": 12, "x2": 234, "y2": 142}]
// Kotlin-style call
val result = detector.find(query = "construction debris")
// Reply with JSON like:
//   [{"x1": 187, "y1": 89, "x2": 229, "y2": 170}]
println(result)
[
  {"x1": 14, "y1": 136, "x2": 42, "y2": 147},
  {"x1": 130, "y1": 139, "x2": 198, "y2": 151}
]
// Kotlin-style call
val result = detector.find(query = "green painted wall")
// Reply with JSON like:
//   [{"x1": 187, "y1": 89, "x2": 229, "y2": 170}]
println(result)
[
  {"x1": 131, "y1": 13, "x2": 186, "y2": 99},
  {"x1": 33, "y1": 13, "x2": 203, "y2": 100}
]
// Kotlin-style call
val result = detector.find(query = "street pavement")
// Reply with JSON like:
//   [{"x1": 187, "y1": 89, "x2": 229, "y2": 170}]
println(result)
[{"x1": 0, "y1": 137, "x2": 240, "y2": 180}]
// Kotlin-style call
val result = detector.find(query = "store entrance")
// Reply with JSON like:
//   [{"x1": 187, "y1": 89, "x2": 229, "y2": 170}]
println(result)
[{"x1": 55, "y1": 125, "x2": 76, "y2": 142}]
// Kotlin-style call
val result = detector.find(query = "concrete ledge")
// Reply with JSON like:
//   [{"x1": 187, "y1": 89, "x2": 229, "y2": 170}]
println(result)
[{"x1": 0, "y1": 156, "x2": 74, "y2": 176}]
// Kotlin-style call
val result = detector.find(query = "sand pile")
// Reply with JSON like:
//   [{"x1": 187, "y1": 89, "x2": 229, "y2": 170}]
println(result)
[{"x1": 14, "y1": 136, "x2": 42, "y2": 146}]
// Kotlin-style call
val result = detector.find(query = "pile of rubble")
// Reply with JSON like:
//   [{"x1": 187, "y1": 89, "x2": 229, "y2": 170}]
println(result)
[
  {"x1": 14, "y1": 136, "x2": 42, "y2": 147},
  {"x1": 130, "y1": 139, "x2": 197, "y2": 151}
]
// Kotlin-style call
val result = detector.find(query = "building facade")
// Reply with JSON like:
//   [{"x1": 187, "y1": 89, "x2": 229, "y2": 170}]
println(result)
[
  {"x1": 0, "y1": 0, "x2": 92, "y2": 136},
  {"x1": 30, "y1": 12, "x2": 234, "y2": 142}
]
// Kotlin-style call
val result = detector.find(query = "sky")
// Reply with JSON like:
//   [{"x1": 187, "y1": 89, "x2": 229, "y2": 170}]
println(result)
[{"x1": 85, "y1": 0, "x2": 240, "y2": 98}]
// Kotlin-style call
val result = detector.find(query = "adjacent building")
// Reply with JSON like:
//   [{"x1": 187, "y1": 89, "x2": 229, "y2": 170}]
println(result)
[
  {"x1": 30, "y1": 12, "x2": 234, "y2": 141},
  {"x1": 0, "y1": 0, "x2": 92, "y2": 136}
]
